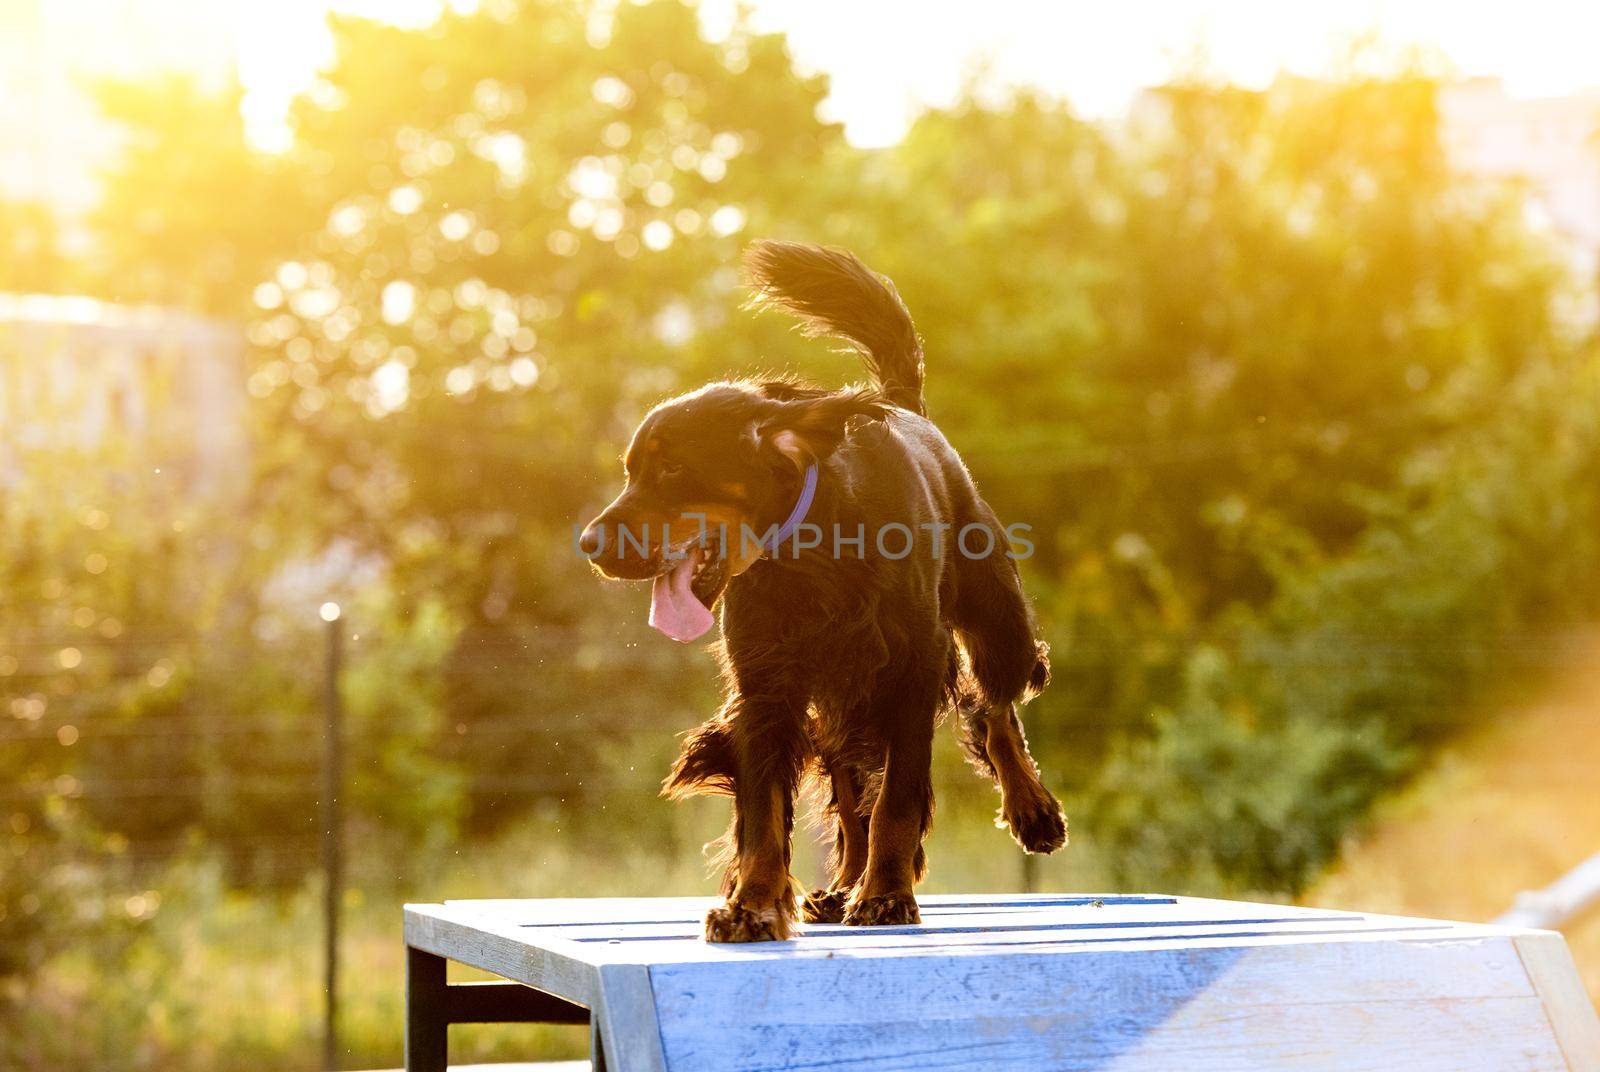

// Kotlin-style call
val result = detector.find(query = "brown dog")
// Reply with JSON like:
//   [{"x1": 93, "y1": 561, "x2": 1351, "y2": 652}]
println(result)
[{"x1": 579, "y1": 241, "x2": 1065, "y2": 941}]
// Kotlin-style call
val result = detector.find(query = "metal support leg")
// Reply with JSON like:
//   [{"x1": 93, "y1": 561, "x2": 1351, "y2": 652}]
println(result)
[{"x1": 405, "y1": 946, "x2": 448, "y2": 1072}]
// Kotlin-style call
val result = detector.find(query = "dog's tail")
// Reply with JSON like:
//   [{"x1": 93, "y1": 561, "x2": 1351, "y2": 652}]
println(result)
[
  {"x1": 662, "y1": 718, "x2": 737, "y2": 799},
  {"x1": 743, "y1": 240, "x2": 926, "y2": 415}
]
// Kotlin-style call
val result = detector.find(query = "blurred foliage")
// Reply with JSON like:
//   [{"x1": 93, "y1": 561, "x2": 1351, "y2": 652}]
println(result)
[
  {"x1": 0, "y1": 201, "x2": 73, "y2": 293},
  {"x1": 5, "y1": 0, "x2": 1600, "y2": 1065},
  {"x1": 1141, "y1": 352, "x2": 1600, "y2": 891},
  {"x1": 86, "y1": 76, "x2": 317, "y2": 314}
]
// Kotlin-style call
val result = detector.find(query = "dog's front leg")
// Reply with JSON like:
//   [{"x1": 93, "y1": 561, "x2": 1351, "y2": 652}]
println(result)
[
  {"x1": 802, "y1": 763, "x2": 868, "y2": 923},
  {"x1": 703, "y1": 698, "x2": 805, "y2": 942},
  {"x1": 845, "y1": 670, "x2": 940, "y2": 927}
]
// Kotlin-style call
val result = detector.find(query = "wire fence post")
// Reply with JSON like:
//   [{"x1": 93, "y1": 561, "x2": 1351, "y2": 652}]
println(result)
[
  {"x1": 1021, "y1": 851, "x2": 1038, "y2": 893},
  {"x1": 320, "y1": 602, "x2": 344, "y2": 1071}
]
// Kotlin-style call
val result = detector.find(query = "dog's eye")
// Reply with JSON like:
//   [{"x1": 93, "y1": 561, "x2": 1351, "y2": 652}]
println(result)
[{"x1": 659, "y1": 461, "x2": 685, "y2": 479}]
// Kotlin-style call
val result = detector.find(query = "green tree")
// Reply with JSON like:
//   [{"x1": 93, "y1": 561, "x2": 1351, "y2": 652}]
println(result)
[
  {"x1": 0, "y1": 199, "x2": 72, "y2": 292},
  {"x1": 815, "y1": 76, "x2": 1571, "y2": 787},
  {"x1": 235, "y1": 0, "x2": 851, "y2": 816},
  {"x1": 87, "y1": 75, "x2": 314, "y2": 314},
  {"x1": 74, "y1": 1, "x2": 1594, "y2": 891}
]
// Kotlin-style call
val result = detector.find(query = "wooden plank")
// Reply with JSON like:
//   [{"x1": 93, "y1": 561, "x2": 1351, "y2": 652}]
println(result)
[
  {"x1": 650, "y1": 999, "x2": 1562, "y2": 1072},
  {"x1": 445, "y1": 894, "x2": 1183, "y2": 931},
  {"x1": 406, "y1": 896, "x2": 1593, "y2": 1072},
  {"x1": 595, "y1": 963, "x2": 668, "y2": 1072},
  {"x1": 447, "y1": 897, "x2": 721, "y2": 927},
  {"x1": 441, "y1": 896, "x2": 1406, "y2": 946},
  {"x1": 650, "y1": 935, "x2": 1534, "y2": 1023},
  {"x1": 649, "y1": 936, "x2": 1562, "y2": 1072},
  {"x1": 533, "y1": 920, "x2": 1483, "y2": 968},
  {"x1": 404, "y1": 904, "x2": 601, "y2": 1002},
  {"x1": 1515, "y1": 931, "x2": 1600, "y2": 1072},
  {"x1": 442, "y1": 894, "x2": 1480, "y2": 946},
  {"x1": 551, "y1": 913, "x2": 1367, "y2": 944},
  {"x1": 415, "y1": 897, "x2": 1498, "y2": 970}
]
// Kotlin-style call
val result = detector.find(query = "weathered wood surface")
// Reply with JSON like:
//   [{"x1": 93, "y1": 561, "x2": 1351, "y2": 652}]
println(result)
[{"x1": 404, "y1": 893, "x2": 1600, "y2": 1072}]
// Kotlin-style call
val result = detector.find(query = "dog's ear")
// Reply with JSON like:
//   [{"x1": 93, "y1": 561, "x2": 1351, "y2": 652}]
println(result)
[{"x1": 754, "y1": 387, "x2": 887, "y2": 468}]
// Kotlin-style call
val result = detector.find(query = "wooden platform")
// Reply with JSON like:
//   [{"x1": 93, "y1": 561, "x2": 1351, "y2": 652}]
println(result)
[{"x1": 403, "y1": 893, "x2": 1600, "y2": 1071}]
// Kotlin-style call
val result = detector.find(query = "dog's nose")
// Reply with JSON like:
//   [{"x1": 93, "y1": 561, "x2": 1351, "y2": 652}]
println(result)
[{"x1": 578, "y1": 521, "x2": 605, "y2": 556}]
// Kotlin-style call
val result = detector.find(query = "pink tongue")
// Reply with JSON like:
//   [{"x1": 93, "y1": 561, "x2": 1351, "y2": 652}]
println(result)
[{"x1": 648, "y1": 548, "x2": 714, "y2": 643}]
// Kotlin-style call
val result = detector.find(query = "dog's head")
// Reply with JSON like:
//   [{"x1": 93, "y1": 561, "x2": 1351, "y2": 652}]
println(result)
[{"x1": 579, "y1": 380, "x2": 885, "y2": 641}]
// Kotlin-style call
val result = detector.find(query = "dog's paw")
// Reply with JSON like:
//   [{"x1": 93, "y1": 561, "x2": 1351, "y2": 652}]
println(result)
[
  {"x1": 843, "y1": 890, "x2": 920, "y2": 927},
  {"x1": 1000, "y1": 792, "x2": 1069, "y2": 855},
  {"x1": 704, "y1": 901, "x2": 789, "y2": 943},
  {"x1": 801, "y1": 888, "x2": 849, "y2": 924}
]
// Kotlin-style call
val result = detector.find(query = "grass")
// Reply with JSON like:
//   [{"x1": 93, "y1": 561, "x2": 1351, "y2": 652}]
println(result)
[
  {"x1": 1305, "y1": 631, "x2": 1600, "y2": 1004},
  {"x1": 16, "y1": 643, "x2": 1600, "y2": 1072},
  {"x1": 4, "y1": 736, "x2": 1118, "y2": 1071}
]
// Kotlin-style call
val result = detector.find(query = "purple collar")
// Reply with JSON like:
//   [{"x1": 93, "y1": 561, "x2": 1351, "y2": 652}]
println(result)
[{"x1": 764, "y1": 464, "x2": 818, "y2": 554}]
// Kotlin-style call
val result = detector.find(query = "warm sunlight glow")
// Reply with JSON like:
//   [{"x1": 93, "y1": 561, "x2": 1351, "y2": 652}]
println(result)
[
  {"x1": 718, "y1": 0, "x2": 1600, "y2": 145},
  {"x1": 9, "y1": 0, "x2": 1600, "y2": 1062},
  {"x1": 14, "y1": 0, "x2": 1598, "y2": 156},
  {"x1": 234, "y1": 0, "x2": 449, "y2": 150}
]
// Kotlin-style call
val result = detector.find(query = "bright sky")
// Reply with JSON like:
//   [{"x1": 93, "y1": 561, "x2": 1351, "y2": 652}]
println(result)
[
  {"x1": 222, "y1": 0, "x2": 1600, "y2": 149},
  {"x1": 25, "y1": 0, "x2": 1600, "y2": 149}
]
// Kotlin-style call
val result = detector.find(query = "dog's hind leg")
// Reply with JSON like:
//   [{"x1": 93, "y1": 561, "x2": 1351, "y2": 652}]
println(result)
[
  {"x1": 843, "y1": 636, "x2": 945, "y2": 928},
  {"x1": 801, "y1": 763, "x2": 869, "y2": 923},
  {"x1": 958, "y1": 699, "x2": 1067, "y2": 854},
  {"x1": 948, "y1": 503, "x2": 1067, "y2": 855}
]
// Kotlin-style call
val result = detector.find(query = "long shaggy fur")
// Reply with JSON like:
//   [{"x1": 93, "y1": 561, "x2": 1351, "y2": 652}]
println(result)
[
  {"x1": 592, "y1": 240, "x2": 1064, "y2": 941},
  {"x1": 744, "y1": 240, "x2": 926, "y2": 415},
  {"x1": 663, "y1": 717, "x2": 737, "y2": 799}
]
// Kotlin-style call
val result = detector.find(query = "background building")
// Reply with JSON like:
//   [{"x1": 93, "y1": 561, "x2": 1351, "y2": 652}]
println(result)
[
  {"x1": 0, "y1": 294, "x2": 247, "y2": 494},
  {"x1": 1440, "y1": 77, "x2": 1600, "y2": 279}
]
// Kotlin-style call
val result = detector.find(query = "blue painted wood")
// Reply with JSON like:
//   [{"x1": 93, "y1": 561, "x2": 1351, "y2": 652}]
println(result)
[
  {"x1": 404, "y1": 894, "x2": 1599, "y2": 1072},
  {"x1": 648, "y1": 938, "x2": 1551, "y2": 1071}
]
